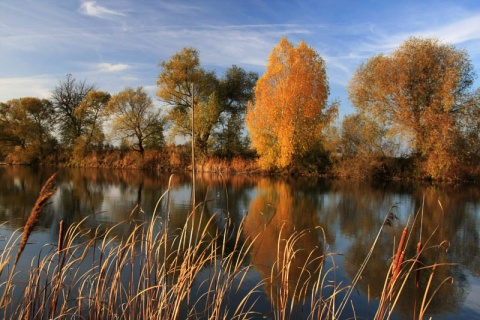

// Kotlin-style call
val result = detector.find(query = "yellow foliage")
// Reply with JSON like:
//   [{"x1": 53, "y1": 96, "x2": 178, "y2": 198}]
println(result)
[{"x1": 246, "y1": 37, "x2": 337, "y2": 170}]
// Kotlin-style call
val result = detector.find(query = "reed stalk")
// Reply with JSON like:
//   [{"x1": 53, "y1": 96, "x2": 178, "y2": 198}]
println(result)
[
  {"x1": 0, "y1": 180, "x2": 454, "y2": 320},
  {"x1": 1, "y1": 172, "x2": 57, "y2": 310}
]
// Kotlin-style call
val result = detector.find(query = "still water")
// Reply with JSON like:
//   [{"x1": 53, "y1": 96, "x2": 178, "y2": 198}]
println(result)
[{"x1": 0, "y1": 166, "x2": 479, "y2": 319}]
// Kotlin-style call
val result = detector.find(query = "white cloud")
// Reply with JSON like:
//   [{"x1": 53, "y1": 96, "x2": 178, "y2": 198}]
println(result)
[
  {"x1": 97, "y1": 63, "x2": 130, "y2": 72},
  {"x1": 79, "y1": 1, "x2": 125, "y2": 18},
  {"x1": 0, "y1": 76, "x2": 53, "y2": 102}
]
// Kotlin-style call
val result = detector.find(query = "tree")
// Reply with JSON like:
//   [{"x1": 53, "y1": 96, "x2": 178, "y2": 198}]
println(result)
[
  {"x1": 0, "y1": 98, "x2": 56, "y2": 162},
  {"x1": 157, "y1": 48, "x2": 257, "y2": 158},
  {"x1": 215, "y1": 65, "x2": 258, "y2": 157},
  {"x1": 348, "y1": 37, "x2": 476, "y2": 179},
  {"x1": 340, "y1": 114, "x2": 388, "y2": 158},
  {"x1": 245, "y1": 37, "x2": 337, "y2": 169},
  {"x1": 51, "y1": 74, "x2": 96, "y2": 149},
  {"x1": 107, "y1": 87, "x2": 167, "y2": 155},
  {"x1": 73, "y1": 90, "x2": 111, "y2": 156}
]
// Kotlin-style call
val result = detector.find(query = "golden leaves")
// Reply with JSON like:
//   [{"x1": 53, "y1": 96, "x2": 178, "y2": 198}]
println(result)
[
  {"x1": 347, "y1": 36, "x2": 476, "y2": 179},
  {"x1": 246, "y1": 37, "x2": 336, "y2": 170}
]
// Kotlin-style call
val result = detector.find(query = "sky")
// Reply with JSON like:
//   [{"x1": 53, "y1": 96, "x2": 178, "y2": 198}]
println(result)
[{"x1": 1, "y1": 0, "x2": 480, "y2": 118}]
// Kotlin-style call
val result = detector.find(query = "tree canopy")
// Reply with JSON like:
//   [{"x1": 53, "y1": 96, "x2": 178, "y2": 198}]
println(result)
[
  {"x1": 245, "y1": 37, "x2": 337, "y2": 170},
  {"x1": 348, "y1": 37, "x2": 478, "y2": 179},
  {"x1": 107, "y1": 87, "x2": 167, "y2": 155},
  {"x1": 51, "y1": 74, "x2": 97, "y2": 149},
  {"x1": 0, "y1": 97, "x2": 56, "y2": 162},
  {"x1": 157, "y1": 48, "x2": 257, "y2": 158}
]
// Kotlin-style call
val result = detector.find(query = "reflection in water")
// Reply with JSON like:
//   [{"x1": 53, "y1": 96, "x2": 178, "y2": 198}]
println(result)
[
  {"x1": 0, "y1": 167, "x2": 480, "y2": 319},
  {"x1": 244, "y1": 179, "x2": 324, "y2": 313},
  {"x1": 322, "y1": 181, "x2": 477, "y2": 319}
]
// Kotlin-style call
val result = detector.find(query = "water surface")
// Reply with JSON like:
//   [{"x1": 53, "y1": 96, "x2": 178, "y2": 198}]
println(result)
[{"x1": 0, "y1": 166, "x2": 479, "y2": 319}]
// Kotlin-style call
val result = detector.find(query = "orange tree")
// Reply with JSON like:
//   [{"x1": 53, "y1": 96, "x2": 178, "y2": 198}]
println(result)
[
  {"x1": 245, "y1": 37, "x2": 337, "y2": 170},
  {"x1": 348, "y1": 37, "x2": 477, "y2": 179}
]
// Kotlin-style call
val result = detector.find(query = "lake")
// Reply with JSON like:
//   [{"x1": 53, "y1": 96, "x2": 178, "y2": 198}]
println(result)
[{"x1": 1, "y1": 166, "x2": 479, "y2": 319}]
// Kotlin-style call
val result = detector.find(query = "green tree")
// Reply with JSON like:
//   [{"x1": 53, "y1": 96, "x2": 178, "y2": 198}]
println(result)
[
  {"x1": 0, "y1": 98, "x2": 56, "y2": 162},
  {"x1": 51, "y1": 74, "x2": 96, "y2": 149},
  {"x1": 245, "y1": 37, "x2": 337, "y2": 170},
  {"x1": 348, "y1": 37, "x2": 476, "y2": 179},
  {"x1": 107, "y1": 87, "x2": 167, "y2": 155},
  {"x1": 157, "y1": 48, "x2": 257, "y2": 158},
  {"x1": 215, "y1": 65, "x2": 258, "y2": 157}
]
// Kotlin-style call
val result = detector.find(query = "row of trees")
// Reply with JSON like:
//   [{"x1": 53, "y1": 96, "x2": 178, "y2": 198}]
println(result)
[
  {"x1": 0, "y1": 76, "x2": 166, "y2": 164},
  {"x1": 0, "y1": 58, "x2": 258, "y2": 165},
  {"x1": 1, "y1": 36, "x2": 479, "y2": 180}
]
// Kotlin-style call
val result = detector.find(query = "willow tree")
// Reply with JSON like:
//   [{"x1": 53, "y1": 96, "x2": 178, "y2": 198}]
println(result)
[
  {"x1": 245, "y1": 37, "x2": 337, "y2": 169},
  {"x1": 348, "y1": 37, "x2": 476, "y2": 179},
  {"x1": 107, "y1": 87, "x2": 167, "y2": 155},
  {"x1": 157, "y1": 48, "x2": 217, "y2": 157}
]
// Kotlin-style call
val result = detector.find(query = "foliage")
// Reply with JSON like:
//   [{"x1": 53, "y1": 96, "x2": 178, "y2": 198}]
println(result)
[
  {"x1": 348, "y1": 37, "x2": 478, "y2": 180},
  {"x1": 157, "y1": 48, "x2": 257, "y2": 158},
  {"x1": 107, "y1": 87, "x2": 167, "y2": 155},
  {"x1": 0, "y1": 97, "x2": 57, "y2": 163},
  {"x1": 245, "y1": 37, "x2": 338, "y2": 170},
  {"x1": 51, "y1": 74, "x2": 96, "y2": 149},
  {"x1": 340, "y1": 114, "x2": 387, "y2": 158},
  {"x1": 215, "y1": 65, "x2": 258, "y2": 157}
]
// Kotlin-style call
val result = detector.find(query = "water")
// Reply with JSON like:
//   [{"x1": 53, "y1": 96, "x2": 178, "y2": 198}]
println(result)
[{"x1": 1, "y1": 166, "x2": 479, "y2": 319}]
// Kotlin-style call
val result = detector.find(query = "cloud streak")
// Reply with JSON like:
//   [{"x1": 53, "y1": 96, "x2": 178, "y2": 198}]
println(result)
[
  {"x1": 97, "y1": 63, "x2": 130, "y2": 72},
  {"x1": 79, "y1": 1, "x2": 125, "y2": 18}
]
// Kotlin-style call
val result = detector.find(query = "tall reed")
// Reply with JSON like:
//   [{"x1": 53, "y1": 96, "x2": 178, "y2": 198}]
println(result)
[
  {"x1": 0, "y1": 181, "x2": 453, "y2": 319},
  {"x1": 1, "y1": 172, "x2": 57, "y2": 310}
]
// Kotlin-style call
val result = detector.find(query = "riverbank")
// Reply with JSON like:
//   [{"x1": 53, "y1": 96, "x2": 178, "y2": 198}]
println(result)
[{"x1": 2, "y1": 146, "x2": 479, "y2": 182}]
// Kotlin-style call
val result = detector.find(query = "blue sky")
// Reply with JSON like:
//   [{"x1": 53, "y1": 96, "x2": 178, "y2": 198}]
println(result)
[{"x1": 1, "y1": 0, "x2": 480, "y2": 118}]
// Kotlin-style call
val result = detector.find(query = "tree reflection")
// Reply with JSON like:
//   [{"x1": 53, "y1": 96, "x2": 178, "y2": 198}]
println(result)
[
  {"x1": 0, "y1": 166, "x2": 57, "y2": 229},
  {"x1": 1, "y1": 168, "x2": 480, "y2": 319},
  {"x1": 325, "y1": 180, "x2": 472, "y2": 318},
  {"x1": 243, "y1": 178, "x2": 324, "y2": 312}
]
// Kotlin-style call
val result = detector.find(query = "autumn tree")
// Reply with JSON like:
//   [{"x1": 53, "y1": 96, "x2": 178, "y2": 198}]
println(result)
[
  {"x1": 51, "y1": 74, "x2": 96, "y2": 149},
  {"x1": 455, "y1": 88, "x2": 480, "y2": 161},
  {"x1": 0, "y1": 98, "x2": 56, "y2": 163},
  {"x1": 157, "y1": 48, "x2": 257, "y2": 158},
  {"x1": 348, "y1": 37, "x2": 477, "y2": 179},
  {"x1": 107, "y1": 87, "x2": 167, "y2": 155},
  {"x1": 340, "y1": 114, "x2": 387, "y2": 158},
  {"x1": 245, "y1": 37, "x2": 337, "y2": 170},
  {"x1": 71, "y1": 90, "x2": 111, "y2": 158}
]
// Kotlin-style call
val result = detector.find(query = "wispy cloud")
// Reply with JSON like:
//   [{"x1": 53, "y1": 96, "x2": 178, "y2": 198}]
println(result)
[
  {"x1": 420, "y1": 13, "x2": 480, "y2": 45},
  {"x1": 97, "y1": 63, "x2": 130, "y2": 72},
  {"x1": 359, "y1": 13, "x2": 480, "y2": 56},
  {"x1": 79, "y1": 1, "x2": 125, "y2": 18}
]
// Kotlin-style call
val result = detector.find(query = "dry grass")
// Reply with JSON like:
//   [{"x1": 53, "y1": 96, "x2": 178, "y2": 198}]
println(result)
[{"x1": 0, "y1": 179, "x2": 452, "y2": 319}]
